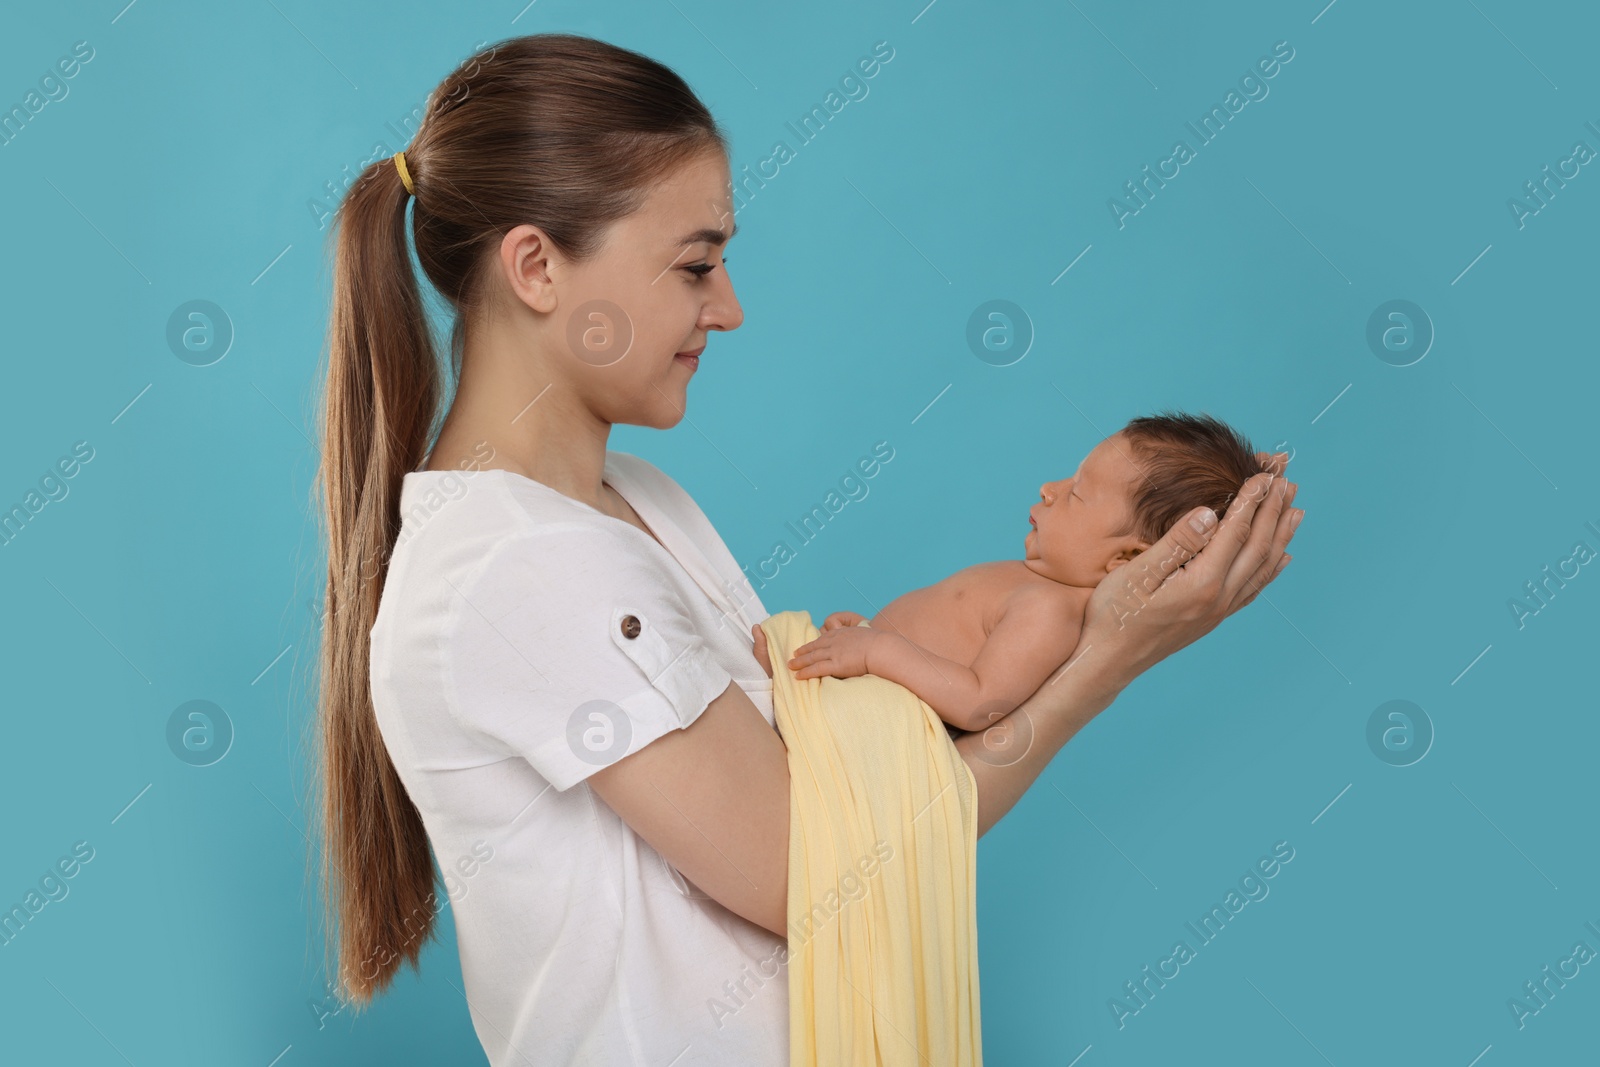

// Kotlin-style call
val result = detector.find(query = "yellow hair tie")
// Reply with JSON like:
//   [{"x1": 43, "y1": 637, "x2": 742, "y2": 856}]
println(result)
[{"x1": 393, "y1": 150, "x2": 415, "y2": 196}]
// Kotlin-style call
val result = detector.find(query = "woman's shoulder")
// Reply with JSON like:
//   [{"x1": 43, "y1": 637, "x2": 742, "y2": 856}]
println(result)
[
  {"x1": 605, "y1": 449, "x2": 714, "y2": 524},
  {"x1": 605, "y1": 449, "x2": 681, "y2": 496},
  {"x1": 393, "y1": 466, "x2": 644, "y2": 577},
  {"x1": 403, "y1": 452, "x2": 695, "y2": 526}
]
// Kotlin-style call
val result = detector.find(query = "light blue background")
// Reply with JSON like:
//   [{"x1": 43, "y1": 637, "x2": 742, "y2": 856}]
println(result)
[{"x1": 2, "y1": 0, "x2": 1596, "y2": 1063}]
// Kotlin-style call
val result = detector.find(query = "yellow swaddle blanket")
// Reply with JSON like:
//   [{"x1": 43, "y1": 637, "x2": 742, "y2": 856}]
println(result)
[{"x1": 758, "y1": 609, "x2": 982, "y2": 1066}]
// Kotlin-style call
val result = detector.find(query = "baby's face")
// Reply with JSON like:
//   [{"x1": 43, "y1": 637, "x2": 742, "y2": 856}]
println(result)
[{"x1": 1024, "y1": 432, "x2": 1152, "y2": 588}]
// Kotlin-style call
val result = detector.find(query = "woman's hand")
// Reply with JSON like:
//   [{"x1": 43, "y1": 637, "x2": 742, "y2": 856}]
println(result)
[
  {"x1": 1256, "y1": 450, "x2": 1289, "y2": 476},
  {"x1": 750, "y1": 624, "x2": 775, "y2": 679},
  {"x1": 1077, "y1": 465, "x2": 1302, "y2": 693}
]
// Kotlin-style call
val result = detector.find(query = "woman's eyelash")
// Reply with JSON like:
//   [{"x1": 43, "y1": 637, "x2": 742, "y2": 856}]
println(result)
[{"x1": 685, "y1": 258, "x2": 728, "y2": 279}]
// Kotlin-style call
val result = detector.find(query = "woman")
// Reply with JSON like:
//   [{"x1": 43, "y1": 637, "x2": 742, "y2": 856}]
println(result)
[{"x1": 313, "y1": 33, "x2": 1299, "y2": 1066}]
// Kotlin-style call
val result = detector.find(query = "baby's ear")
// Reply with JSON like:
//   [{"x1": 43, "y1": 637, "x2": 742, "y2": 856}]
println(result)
[{"x1": 1106, "y1": 539, "x2": 1152, "y2": 572}]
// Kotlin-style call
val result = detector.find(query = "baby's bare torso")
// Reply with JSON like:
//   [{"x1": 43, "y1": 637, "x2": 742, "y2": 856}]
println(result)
[{"x1": 867, "y1": 560, "x2": 1092, "y2": 666}]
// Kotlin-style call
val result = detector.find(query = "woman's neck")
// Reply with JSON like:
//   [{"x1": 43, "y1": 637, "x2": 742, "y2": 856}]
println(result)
[{"x1": 429, "y1": 361, "x2": 613, "y2": 512}]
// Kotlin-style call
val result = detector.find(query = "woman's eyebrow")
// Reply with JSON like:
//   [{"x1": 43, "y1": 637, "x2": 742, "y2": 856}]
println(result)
[{"x1": 676, "y1": 223, "x2": 737, "y2": 247}]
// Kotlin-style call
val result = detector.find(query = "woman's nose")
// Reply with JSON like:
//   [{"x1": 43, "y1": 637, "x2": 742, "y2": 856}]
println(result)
[{"x1": 704, "y1": 274, "x2": 743, "y2": 333}]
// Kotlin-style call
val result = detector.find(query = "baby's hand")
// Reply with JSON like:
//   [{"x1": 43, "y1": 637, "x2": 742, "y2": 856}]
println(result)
[
  {"x1": 821, "y1": 611, "x2": 868, "y2": 632},
  {"x1": 788, "y1": 626, "x2": 879, "y2": 680}
]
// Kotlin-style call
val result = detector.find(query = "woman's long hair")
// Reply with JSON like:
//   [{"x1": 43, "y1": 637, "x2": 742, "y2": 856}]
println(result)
[{"x1": 312, "y1": 32, "x2": 727, "y2": 1006}]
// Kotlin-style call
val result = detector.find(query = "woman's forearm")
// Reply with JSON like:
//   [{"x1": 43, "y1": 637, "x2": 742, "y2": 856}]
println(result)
[{"x1": 955, "y1": 649, "x2": 1127, "y2": 838}]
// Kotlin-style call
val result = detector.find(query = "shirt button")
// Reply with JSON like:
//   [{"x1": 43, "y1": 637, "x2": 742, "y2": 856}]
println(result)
[{"x1": 620, "y1": 614, "x2": 642, "y2": 639}]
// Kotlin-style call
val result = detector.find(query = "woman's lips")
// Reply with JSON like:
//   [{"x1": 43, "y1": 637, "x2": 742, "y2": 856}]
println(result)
[{"x1": 675, "y1": 345, "x2": 703, "y2": 370}]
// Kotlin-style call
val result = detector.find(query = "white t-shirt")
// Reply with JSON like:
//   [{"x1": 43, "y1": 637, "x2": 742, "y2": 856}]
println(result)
[{"x1": 369, "y1": 450, "x2": 790, "y2": 1066}]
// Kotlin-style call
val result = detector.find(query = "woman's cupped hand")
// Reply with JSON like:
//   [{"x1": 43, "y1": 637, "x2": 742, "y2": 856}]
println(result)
[{"x1": 1075, "y1": 455, "x2": 1301, "y2": 693}]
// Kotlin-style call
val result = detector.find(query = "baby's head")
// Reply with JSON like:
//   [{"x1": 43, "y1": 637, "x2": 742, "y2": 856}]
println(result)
[{"x1": 1024, "y1": 412, "x2": 1267, "y2": 588}]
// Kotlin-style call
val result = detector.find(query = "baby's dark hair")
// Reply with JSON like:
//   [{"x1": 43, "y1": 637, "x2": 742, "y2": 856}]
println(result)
[{"x1": 1119, "y1": 412, "x2": 1268, "y2": 543}]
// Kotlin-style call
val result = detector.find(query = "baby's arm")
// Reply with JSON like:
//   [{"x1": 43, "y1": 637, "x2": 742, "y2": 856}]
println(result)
[{"x1": 867, "y1": 594, "x2": 1085, "y2": 732}]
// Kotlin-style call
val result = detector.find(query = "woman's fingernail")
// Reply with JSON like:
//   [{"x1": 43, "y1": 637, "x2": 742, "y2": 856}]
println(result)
[
  {"x1": 1190, "y1": 508, "x2": 1218, "y2": 533},
  {"x1": 1291, "y1": 508, "x2": 1304, "y2": 529}
]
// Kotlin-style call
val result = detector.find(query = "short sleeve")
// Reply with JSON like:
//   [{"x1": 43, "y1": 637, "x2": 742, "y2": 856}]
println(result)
[{"x1": 441, "y1": 525, "x2": 734, "y2": 791}]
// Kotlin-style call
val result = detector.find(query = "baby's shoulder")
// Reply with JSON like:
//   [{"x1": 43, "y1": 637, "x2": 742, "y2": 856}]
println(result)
[{"x1": 1002, "y1": 571, "x2": 1091, "y2": 618}]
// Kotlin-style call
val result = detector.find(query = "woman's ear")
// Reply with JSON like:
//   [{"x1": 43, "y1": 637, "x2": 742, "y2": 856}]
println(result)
[
  {"x1": 501, "y1": 224, "x2": 562, "y2": 314},
  {"x1": 1105, "y1": 538, "x2": 1153, "y2": 573}
]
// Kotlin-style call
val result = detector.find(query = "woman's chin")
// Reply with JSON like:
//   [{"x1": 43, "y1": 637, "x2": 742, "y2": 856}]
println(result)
[{"x1": 644, "y1": 394, "x2": 688, "y2": 429}]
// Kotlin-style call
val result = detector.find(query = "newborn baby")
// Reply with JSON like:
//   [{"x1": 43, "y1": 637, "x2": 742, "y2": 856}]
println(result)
[{"x1": 782, "y1": 412, "x2": 1271, "y2": 733}]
